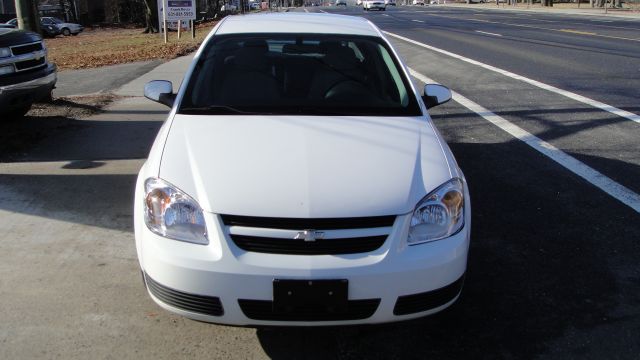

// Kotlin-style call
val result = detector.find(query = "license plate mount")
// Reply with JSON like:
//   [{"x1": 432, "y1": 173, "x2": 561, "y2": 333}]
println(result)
[{"x1": 273, "y1": 279, "x2": 348, "y2": 314}]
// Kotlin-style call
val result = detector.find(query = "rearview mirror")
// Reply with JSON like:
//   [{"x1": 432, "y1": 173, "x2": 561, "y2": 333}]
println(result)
[
  {"x1": 144, "y1": 80, "x2": 175, "y2": 108},
  {"x1": 423, "y1": 84, "x2": 452, "y2": 109}
]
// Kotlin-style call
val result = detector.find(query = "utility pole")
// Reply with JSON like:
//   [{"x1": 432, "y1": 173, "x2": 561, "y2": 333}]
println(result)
[{"x1": 15, "y1": 0, "x2": 41, "y2": 34}]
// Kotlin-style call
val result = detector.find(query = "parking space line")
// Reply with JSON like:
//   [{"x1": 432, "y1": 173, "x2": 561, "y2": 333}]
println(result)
[
  {"x1": 412, "y1": 19, "x2": 425, "y2": 23},
  {"x1": 409, "y1": 68, "x2": 640, "y2": 214},
  {"x1": 385, "y1": 31, "x2": 640, "y2": 124},
  {"x1": 475, "y1": 30, "x2": 502, "y2": 37}
]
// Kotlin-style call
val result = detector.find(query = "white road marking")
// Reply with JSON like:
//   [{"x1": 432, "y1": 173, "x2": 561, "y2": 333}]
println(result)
[
  {"x1": 409, "y1": 68, "x2": 640, "y2": 214},
  {"x1": 319, "y1": 9, "x2": 327, "y2": 13},
  {"x1": 385, "y1": 31, "x2": 640, "y2": 124},
  {"x1": 419, "y1": 13, "x2": 640, "y2": 42},
  {"x1": 412, "y1": 19, "x2": 425, "y2": 23},
  {"x1": 475, "y1": 30, "x2": 502, "y2": 37},
  {"x1": 304, "y1": 8, "x2": 309, "y2": 12},
  {"x1": 382, "y1": 14, "x2": 390, "y2": 16}
]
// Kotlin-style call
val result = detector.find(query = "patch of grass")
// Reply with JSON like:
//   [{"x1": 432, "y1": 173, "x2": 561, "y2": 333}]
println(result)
[{"x1": 45, "y1": 23, "x2": 216, "y2": 71}]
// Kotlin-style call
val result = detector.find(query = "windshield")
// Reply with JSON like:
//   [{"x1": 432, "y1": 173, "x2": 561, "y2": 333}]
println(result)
[
  {"x1": 49, "y1": 18, "x2": 64, "y2": 24},
  {"x1": 179, "y1": 33, "x2": 422, "y2": 116}
]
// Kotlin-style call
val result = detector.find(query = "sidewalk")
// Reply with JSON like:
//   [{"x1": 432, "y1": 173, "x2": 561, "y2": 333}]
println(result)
[
  {"x1": 54, "y1": 60, "x2": 163, "y2": 98},
  {"x1": 440, "y1": 3, "x2": 640, "y2": 19},
  {"x1": 115, "y1": 54, "x2": 195, "y2": 97}
]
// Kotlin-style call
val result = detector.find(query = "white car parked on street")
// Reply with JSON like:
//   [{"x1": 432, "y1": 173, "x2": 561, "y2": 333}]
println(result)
[{"x1": 137, "y1": 13, "x2": 470, "y2": 326}]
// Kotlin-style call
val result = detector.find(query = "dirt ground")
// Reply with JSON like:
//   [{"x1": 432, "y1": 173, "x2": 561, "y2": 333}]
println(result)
[{"x1": 45, "y1": 23, "x2": 216, "y2": 71}]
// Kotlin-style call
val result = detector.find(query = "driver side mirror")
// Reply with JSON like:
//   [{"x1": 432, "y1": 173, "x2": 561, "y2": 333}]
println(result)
[
  {"x1": 422, "y1": 84, "x2": 452, "y2": 109},
  {"x1": 144, "y1": 80, "x2": 176, "y2": 108}
]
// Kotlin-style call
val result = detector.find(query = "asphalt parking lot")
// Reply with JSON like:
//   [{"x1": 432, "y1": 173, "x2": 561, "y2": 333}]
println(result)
[{"x1": 1, "y1": 5, "x2": 639, "y2": 359}]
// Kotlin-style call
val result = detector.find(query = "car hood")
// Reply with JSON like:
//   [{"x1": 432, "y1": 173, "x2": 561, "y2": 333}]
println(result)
[
  {"x1": 159, "y1": 115, "x2": 452, "y2": 218},
  {"x1": 0, "y1": 28, "x2": 41, "y2": 46}
]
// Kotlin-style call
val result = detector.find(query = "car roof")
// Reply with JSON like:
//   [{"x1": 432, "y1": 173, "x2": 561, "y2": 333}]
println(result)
[{"x1": 216, "y1": 13, "x2": 380, "y2": 37}]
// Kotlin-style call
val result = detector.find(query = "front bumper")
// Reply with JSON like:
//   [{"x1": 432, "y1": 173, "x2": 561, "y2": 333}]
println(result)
[
  {"x1": 0, "y1": 63, "x2": 56, "y2": 110},
  {"x1": 135, "y1": 174, "x2": 471, "y2": 326}
]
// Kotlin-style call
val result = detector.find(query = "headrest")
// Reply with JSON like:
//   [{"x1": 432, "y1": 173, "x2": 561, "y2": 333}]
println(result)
[
  {"x1": 321, "y1": 42, "x2": 359, "y2": 70},
  {"x1": 234, "y1": 40, "x2": 270, "y2": 70}
]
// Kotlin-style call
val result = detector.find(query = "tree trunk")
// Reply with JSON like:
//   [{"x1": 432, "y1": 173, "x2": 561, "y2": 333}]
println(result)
[{"x1": 143, "y1": 0, "x2": 158, "y2": 33}]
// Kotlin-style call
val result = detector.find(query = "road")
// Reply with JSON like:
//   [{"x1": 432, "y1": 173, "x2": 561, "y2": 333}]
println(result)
[{"x1": 1, "y1": 5, "x2": 639, "y2": 359}]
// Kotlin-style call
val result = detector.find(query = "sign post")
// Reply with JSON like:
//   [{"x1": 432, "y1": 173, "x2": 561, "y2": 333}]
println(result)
[{"x1": 162, "y1": 0, "x2": 168, "y2": 43}]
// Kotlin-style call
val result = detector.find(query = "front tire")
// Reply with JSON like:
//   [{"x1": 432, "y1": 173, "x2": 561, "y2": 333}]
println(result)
[{"x1": 62, "y1": 28, "x2": 71, "y2": 36}]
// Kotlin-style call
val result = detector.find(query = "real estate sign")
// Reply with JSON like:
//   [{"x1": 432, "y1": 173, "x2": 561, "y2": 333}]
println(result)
[
  {"x1": 157, "y1": 0, "x2": 195, "y2": 30},
  {"x1": 165, "y1": 0, "x2": 196, "y2": 21}
]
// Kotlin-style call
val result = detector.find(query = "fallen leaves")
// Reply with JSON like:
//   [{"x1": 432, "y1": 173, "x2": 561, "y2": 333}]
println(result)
[{"x1": 45, "y1": 24, "x2": 217, "y2": 71}]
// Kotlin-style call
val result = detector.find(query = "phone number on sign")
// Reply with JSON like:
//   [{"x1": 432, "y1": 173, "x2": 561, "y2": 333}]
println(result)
[{"x1": 167, "y1": 10, "x2": 195, "y2": 18}]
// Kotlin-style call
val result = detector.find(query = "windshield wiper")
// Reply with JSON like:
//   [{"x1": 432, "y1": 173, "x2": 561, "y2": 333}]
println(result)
[{"x1": 179, "y1": 105, "x2": 265, "y2": 115}]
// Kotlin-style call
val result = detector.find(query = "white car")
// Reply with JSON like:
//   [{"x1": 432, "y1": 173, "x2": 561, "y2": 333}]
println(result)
[
  {"x1": 363, "y1": 0, "x2": 386, "y2": 10},
  {"x1": 356, "y1": 0, "x2": 363, "y2": 4},
  {"x1": 41, "y1": 17, "x2": 83, "y2": 36},
  {"x1": 138, "y1": 13, "x2": 470, "y2": 326},
  {"x1": 220, "y1": 4, "x2": 237, "y2": 11},
  {"x1": 413, "y1": 0, "x2": 426, "y2": 4}
]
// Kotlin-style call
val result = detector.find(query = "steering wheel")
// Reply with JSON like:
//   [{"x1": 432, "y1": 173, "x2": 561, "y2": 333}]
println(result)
[{"x1": 324, "y1": 80, "x2": 372, "y2": 100}]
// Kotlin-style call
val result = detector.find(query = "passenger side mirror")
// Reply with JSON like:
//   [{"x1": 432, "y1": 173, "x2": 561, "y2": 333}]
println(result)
[
  {"x1": 422, "y1": 84, "x2": 452, "y2": 109},
  {"x1": 144, "y1": 80, "x2": 176, "y2": 108}
]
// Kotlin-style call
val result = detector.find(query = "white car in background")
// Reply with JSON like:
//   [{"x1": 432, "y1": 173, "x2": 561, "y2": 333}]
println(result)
[
  {"x1": 221, "y1": 3, "x2": 237, "y2": 11},
  {"x1": 138, "y1": 13, "x2": 470, "y2": 326},
  {"x1": 413, "y1": 0, "x2": 426, "y2": 4},
  {"x1": 363, "y1": 0, "x2": 386, "y2": 10}
]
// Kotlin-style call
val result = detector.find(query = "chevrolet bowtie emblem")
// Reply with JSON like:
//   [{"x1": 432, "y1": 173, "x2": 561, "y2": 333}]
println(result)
[{"x1": 294, "y1": 229, "x2": 325, "y2": 242}]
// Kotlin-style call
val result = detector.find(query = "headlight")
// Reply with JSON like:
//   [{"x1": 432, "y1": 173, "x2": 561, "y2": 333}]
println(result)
[
  {"x1": 408, "y1": 178, "x2": 465, "y2": 245},
  {"x1": 144, "y1": 178, "x2": 208, "y2": 245},
  {"x1": 0, "y1": 64, "x2": 15, "y2": 76},
  {"x1": 0, "y1": 47, "x2": 11, "y2": 58}
]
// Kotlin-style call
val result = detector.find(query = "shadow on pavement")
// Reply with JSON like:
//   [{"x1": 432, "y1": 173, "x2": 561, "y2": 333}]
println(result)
[
  {"x1": 0, "y1": 113, "x2": 163, "y2": 162},
  {"x1": 0, "y1": 174, "x2": 137, "y2": 232},
  {"x1": 255, "y1": 136, "x2": 640, "y2": 358}
]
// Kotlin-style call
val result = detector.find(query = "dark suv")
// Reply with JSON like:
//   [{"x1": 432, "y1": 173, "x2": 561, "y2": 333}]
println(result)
[{"x1": 0, "y1": 28, "x2": 57, "y2": 118}]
